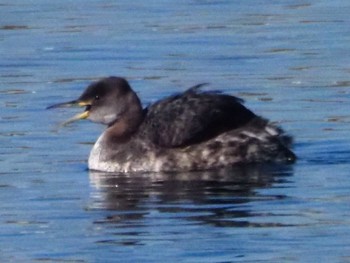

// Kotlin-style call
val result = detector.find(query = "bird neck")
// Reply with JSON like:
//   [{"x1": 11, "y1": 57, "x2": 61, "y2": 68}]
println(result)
[{"x1": 107, "y1": 99, "x2": 144, "y2": 140}]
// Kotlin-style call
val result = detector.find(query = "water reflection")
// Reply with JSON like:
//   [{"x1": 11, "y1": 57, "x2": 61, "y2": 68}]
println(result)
[{"x1": 89, "y1": 165, "x2": 294, "y2": 229}]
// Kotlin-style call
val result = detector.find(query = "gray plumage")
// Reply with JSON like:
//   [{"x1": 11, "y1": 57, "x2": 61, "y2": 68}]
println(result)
[{"x1": 48, "y1": 77, "x2": 296, "y2": 172}]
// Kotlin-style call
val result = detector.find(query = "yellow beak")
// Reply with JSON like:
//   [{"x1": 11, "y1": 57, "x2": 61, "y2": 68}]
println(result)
[
  {"x1": 62, "y1": 110, "x2": 90, "y2": 126},
  {"x1": 47, "y1": 99, "x2": 92, "y2": 126}
]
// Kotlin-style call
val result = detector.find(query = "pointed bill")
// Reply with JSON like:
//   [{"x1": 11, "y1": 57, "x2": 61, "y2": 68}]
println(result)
[
  {"x1": 47, "y1": 99, "x2": 92, "y2": 126},
  {"x1": 46, "y1": 100, "x2": 91, "y2": 109},
  {"x1": 61, "y1": 110, "x2": 90, "y2": 126}
]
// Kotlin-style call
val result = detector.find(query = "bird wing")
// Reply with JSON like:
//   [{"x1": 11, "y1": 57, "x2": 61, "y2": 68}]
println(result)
[{"x1": 140, "y1": 85, "x2": 256, "y2": 148}]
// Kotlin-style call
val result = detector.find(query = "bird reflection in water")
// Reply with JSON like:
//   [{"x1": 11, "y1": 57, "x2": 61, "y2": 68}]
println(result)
[{"x1": 88, "y1": 164, "x2": 294, "y2": 229}]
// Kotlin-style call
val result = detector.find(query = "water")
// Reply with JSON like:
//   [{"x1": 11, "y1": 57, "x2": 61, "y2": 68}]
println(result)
[{"x1": 1, "y1": 0, "x2": 350, "y2": 262}]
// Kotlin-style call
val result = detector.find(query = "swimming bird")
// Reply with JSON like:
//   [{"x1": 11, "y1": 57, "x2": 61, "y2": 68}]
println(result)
[{"x1": 47, "y1": 77, "x2": 296, "y2": 172}]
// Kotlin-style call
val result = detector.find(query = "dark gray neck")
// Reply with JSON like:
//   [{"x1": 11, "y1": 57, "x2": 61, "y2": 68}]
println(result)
[{"x1": 107, "y1": 91, "x2": 144, "y2": 138}]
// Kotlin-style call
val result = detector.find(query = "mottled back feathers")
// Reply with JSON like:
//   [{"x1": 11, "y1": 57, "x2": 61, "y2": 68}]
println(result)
[{"x1": 140, "y1": 85, "x2": 256, "y2": 148}]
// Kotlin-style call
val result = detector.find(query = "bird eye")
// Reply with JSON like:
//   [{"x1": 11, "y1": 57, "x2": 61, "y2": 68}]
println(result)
[{"x1": 95, "y1": 95, "x2": 100, "y2": 100}]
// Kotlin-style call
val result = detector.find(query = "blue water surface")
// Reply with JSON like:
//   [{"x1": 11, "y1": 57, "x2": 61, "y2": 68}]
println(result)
[{"x1": 1, "y1": 0, "x2": 350, "y2": 262}]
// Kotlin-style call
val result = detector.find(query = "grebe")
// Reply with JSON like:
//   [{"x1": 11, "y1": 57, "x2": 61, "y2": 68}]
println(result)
[{"x1": 48, "y1": 77, "x2": 296, "y2": 172}]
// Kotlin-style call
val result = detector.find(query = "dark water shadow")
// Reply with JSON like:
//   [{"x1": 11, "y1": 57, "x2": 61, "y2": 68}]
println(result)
[{"x1": 89, "y1": 164, "x2": 294, "y2": 228}]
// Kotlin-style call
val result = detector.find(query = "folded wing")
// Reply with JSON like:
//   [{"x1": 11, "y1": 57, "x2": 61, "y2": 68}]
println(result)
[{"x1": 141, "y1": 85, "x2": 257, "y2": 147}]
